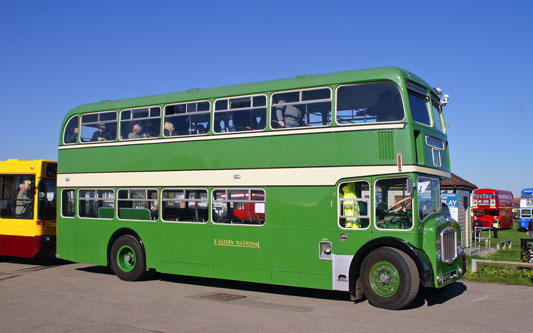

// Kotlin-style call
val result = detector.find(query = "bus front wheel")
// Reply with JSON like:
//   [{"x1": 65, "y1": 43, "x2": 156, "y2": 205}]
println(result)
[
  {"x1": 110, "y1": 235, "x2": 147, "y2": 281},
  {"x1": 361, "y1": 247, "x2": 419, "y2": 310}
]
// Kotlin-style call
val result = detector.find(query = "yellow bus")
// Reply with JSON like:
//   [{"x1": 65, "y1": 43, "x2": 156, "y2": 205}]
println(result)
[{"x1": 0, "y1": 159, "x2": 57, "y2": 258}]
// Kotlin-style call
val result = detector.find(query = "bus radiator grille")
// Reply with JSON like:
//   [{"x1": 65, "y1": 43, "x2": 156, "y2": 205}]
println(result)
[{"x1": 441, "y1": 228, "x2": 457, "y2": 264}]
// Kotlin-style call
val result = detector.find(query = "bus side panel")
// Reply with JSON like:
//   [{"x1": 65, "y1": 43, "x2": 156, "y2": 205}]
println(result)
[
  {"x1": 157, "y1": 222, "x2": 209, "y2": 277},
  {"x1": 0, "y1": 235, "x2": 54, "y2": 258},
  {"x1": 209, "y1": 224, "x2": 271, "y2": 284},
  {"x1": 0, "y1": 217, "x2": 54, "y2": 258},
  {"x1": 332, "y1": 129, "x2": 415, "y2": 167},
  {"x1": 500, "y1": 212, "x2": 513, "y2": 229},
  {"x1": 267, "y1": 132, "x2": 332, "y2": 168},
  {"x1": 72, "y1": 219, "x2": 110, "y2": 265},
  {"x1": 333, "y1": 131, "x2": 381, "y2": 166},
  {"x1": 58, "y1": 141, "x2": 211, "y2": 174},
  {"x1": 266, "y1": 187, "x2": 335, "y2": 289},
  {"x1": 57, "y1": 217, "x2": 77, "y2": 261},
  {"x1": 211, "y1": 136, "x2": 267, "y2": 169}
]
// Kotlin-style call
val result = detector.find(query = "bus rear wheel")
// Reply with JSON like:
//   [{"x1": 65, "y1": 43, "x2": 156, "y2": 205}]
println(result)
[
  {"x1": 361, "y1": 247, "x2": 419, "y2": 310},
  {"x1": 110, "y1": 235, "x2": 147, "y2": 281}
]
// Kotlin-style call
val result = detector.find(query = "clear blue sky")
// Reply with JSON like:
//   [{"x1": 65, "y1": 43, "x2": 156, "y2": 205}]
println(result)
[{"x1": 1, "y1": 0, "x2": 531, "y2": 196}]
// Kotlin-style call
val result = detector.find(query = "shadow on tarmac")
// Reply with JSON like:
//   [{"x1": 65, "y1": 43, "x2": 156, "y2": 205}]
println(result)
[
  {"x1": 157, "y1": 273, "x2": 467, "y2": 307},
  {"x1": 76, "y1": 266, "x2": 350, "y2": 301},
  {"x1": 77, "y1": 266, "x2": 350, "y2": 301},
  {"x1": 76, "y1": 265, "x2": 114, "y2": 275},
  {"x1": 74, "y1": 265, "x2": 467, "y2": 308},
  {"x1": 0, "y1": 255, "x2": 71, "y2": 266},
  {"x1": 409, "y1": 282, "x2": 468, "y2": 309},
  {"x1": 158, "y1": 272, "x2": 351, "y2": 301}
]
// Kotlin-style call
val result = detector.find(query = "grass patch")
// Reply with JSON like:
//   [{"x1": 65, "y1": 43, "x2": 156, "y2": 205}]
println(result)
[
  {"x1": 463, "y1": 226, "x2": 533, "y2": 285},
  {"x1": 463, "y1": 265, "x2": 533, "y2": 285}
]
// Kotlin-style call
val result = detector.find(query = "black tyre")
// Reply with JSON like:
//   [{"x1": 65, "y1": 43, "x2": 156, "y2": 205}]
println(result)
[
  {"x1": 361, "y1": 247, "x2": 420, "y2": 310},
  {"x1": 110, "y1": 235, "x2": 147, "y2": 281}
]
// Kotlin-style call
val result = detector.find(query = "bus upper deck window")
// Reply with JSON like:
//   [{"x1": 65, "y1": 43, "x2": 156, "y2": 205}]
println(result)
[
  {"x1": 407, "y1": 84, "x2": 431, "y2": 126},
  {"x1": 63, "y1": 116, "x2": 79, "y2": 144},
  {"x1": 271, "y1": 88, "x2": 331, "y2": 129},
  {"x1": 214, "y1": 95, "x2": 266, "y2": 133},
  {"x1": 164, "y1": 101, "x2": 211, "y2": 136},
  {"x1": 120, "y1": 107, "x2": 161, "y2": 140},
  {"x1": 336, "y1": 82, "x2": 404, "y2": 125},
  {"x1": 431, "y1": 99, "x2": 444, "y2": 132},
  {"x1": 81, "y1": 111, "x2": 117, "y2": 142}
]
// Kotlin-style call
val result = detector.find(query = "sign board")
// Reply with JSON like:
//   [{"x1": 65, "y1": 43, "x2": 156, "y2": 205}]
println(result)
[{"x1": 441, "y1": 193, "x2": 458, "y2": 222}]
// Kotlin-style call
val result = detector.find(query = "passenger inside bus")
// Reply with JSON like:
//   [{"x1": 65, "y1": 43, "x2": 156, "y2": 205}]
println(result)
[
  {"x1": 164, "y1": 122, "x2": 176, "y2": 136},
  {"x1": 275, "y1": 100, "x2": 305, "y2": 128},
  {"x1": 16, "y1": 180, "x2": 33, "y2": 218},
  {"x1": 128, "y1": 124, "x2": 145, "y2": 139},
  {"x1": 91, "y1": 123, "x2": 114, "y2": 141},
  {"x1": 64, "y1": 125, "x2": 78, "y2": 144},
  {"x1": 214, "y1": 113, "x2": 228, "y2": 133}
]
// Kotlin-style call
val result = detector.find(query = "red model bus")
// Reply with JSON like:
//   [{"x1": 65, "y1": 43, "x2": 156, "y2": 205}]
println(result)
[{"x1": 472, "y1": 188, "x2": 514, "y2": 230}]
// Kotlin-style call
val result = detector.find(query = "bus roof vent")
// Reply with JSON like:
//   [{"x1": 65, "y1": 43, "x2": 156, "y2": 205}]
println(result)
[
  {"x1": 296, "y1": 74, "x2": 312, "y2": 79},
  {"x1": 186, "y1": 88, "x2": 200, "y2": 92}
]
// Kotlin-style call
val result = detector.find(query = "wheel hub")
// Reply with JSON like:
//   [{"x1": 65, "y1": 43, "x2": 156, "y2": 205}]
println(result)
[
  {"x1": 369, "y1": 261, "x2": 400, "y2": 298},
  {"x1": 117, "y1": 245, "x2": 136, "y2": 272}
]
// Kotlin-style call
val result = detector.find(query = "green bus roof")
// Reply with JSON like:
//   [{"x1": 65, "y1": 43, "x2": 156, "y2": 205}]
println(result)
[{"x1": 64, "y1": 67, "x2": 433, "y2": 119}]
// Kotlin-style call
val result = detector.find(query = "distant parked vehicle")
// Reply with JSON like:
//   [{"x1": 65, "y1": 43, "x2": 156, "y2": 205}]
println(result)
[
  {"x1": 513, "y1": 210, "x2": 520, "y2": 223},
  {"x1": 472, "y1": 188, "x2": 514, "y2": 230},
  {"x1": 519, "y1": 188, "x2": 533, "y2": 231},
  {"x1": 0, "y1": 159, "x2": 57, "y2": 258}
]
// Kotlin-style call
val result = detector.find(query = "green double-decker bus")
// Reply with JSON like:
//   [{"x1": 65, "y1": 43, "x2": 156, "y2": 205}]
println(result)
[{"x1": 57, "y1": 67, "x2": 465, "y2": 309}]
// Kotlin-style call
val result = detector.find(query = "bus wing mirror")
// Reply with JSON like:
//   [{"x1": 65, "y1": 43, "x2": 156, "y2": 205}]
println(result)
[{"x1": 441, "y1": 94, "x2": 449, "y2": 107}]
